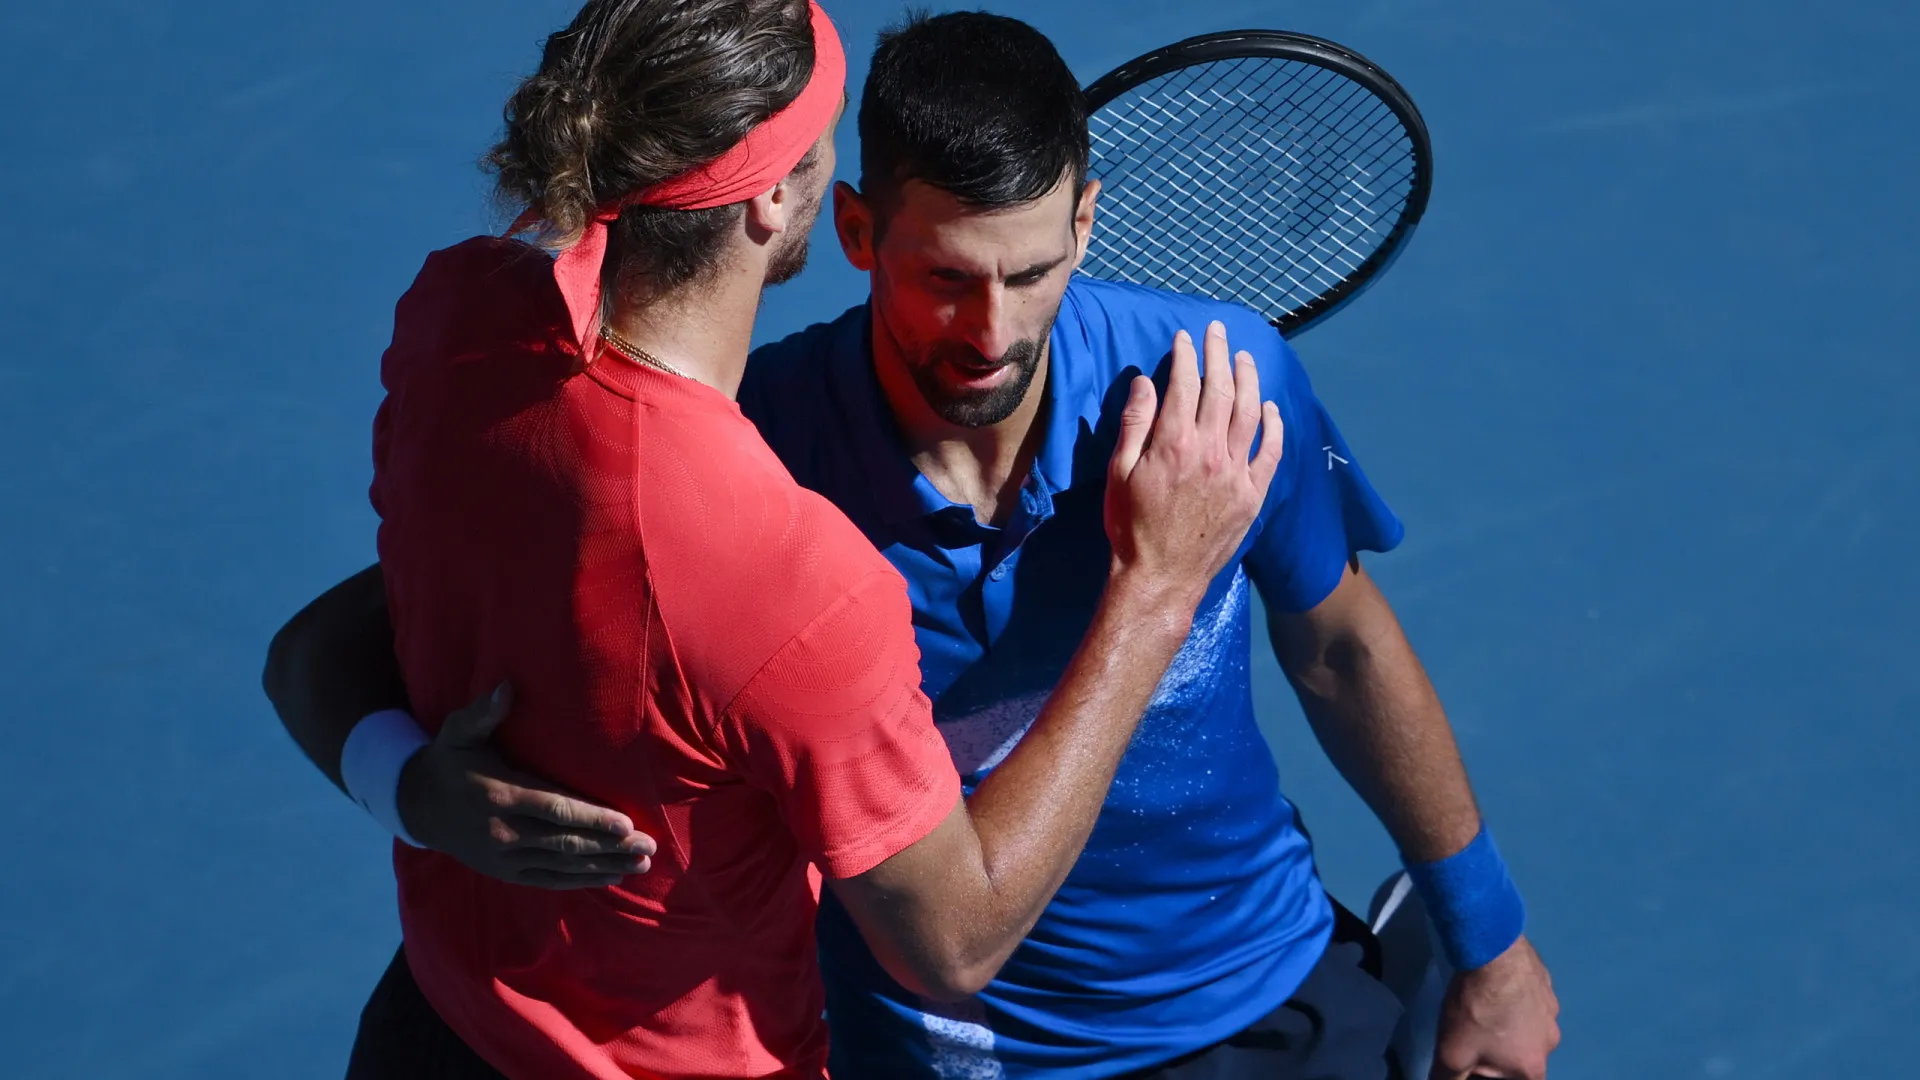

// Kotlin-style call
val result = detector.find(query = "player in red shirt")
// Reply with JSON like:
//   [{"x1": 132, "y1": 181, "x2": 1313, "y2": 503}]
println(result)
[{"x1": 262, "y1": 0, "x2": 1286, "y2": 1077}]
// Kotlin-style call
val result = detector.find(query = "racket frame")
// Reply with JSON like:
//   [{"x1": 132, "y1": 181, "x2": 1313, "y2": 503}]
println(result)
[{"x1": 1082, "y1": 29, "x2": 1433, "y2": 336}]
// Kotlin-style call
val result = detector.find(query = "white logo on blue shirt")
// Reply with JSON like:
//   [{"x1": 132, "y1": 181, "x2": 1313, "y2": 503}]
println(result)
[{"x1": 918, "y1": 998, "x2": 1006, "y2": 1080}]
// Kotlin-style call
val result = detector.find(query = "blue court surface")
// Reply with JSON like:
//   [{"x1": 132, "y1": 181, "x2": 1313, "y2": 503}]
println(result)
[{"x1": 3, "y1": 1, "x2": 1915, "y2": 1076}]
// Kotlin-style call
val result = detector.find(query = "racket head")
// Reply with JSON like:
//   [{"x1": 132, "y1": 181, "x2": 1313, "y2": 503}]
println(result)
[{"x1": 1081, "y1": 30, "x2": 1433, "y2": 337}]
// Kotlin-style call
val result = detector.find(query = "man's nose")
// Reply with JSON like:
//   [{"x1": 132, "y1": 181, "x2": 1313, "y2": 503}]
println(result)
[{"x1": 961, "y1": 284, "x2": 1020, "y2": 362}]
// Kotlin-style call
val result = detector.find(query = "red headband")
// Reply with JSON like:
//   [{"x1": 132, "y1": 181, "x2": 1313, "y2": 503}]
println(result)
[{"x1": 518, "y1": 0, "x2": 846, "y2": 357}]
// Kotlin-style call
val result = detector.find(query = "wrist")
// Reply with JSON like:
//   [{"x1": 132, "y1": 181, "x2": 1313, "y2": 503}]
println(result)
[
  {"x1": 394, "y1": 749, "x2": 434, "y2": 848},
  {"x1": 1467, "y1": 932, "x2": 1530, "y2": 974},
  {"x1": 1104, "y1": 563, "x2": 1205, "y2": 629},
  {"x1": 1404, "y1": 824, "x2": 1526, "y2": 972},
  {"x1": 339, "y1": 708, "x2": 431, "y2": 848}
]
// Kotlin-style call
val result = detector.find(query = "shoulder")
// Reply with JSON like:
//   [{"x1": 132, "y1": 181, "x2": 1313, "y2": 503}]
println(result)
[
  {"x1": 381, "y1": 237, "x2": 567, "y2": 390},
  {"x1": 1062, "y1": 278, "x2": 1313, "y2": 417},
  {"x1": 736, "y1": 303, "x2": 871, "y2": 489},
  {"x1": 638, "y1": 426, "x2": 904, "y2": 693},
  {"x1": 738, "y1": 305, "x2": 866, "y2": 431},
  {"x1": 393, "y1": 236, "x2": 559, "y2": 337},
  {"x1": 1065, "y1": 278, "x2": 1292, "y2": 370}
]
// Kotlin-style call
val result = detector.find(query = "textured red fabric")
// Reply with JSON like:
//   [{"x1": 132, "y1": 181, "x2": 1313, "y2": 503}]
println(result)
[{"x1": 369, "y1": 236, "x2": 960, "y2": 1079}]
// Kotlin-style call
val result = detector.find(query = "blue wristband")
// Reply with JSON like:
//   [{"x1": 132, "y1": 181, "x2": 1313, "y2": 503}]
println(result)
[
  {"x1": 340, "y1": 709, "x2": 431, "y2": 848},
  {"x1": 1404, "y1": 826, "x2": 1526, "y2": 971}
]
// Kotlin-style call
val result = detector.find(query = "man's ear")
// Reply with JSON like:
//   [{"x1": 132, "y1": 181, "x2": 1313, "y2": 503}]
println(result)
[
  {"x1": 834, "y1": 181, "x2": 876, "y2": 272},
  {"x1": 744, "y1": 178, "x2": 795, "y2": 244},
  {"x1": 1071, "y1": 178, "x2": 1101, "y2": 270}
]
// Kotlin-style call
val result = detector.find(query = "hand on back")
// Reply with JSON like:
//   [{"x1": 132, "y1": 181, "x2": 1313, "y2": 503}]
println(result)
[
  {"x1": 396, "y1": 684, "x2": 657, "y2": 889},
  {"x1": 1105, "y1": 320, "x2": 1283, "y2": 607}
]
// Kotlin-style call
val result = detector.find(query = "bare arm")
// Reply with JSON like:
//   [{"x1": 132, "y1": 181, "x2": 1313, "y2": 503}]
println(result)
[
  {"x1": 828, "y1": 574, "x2": 1199, "y2": 1000},
  {"x1": 1268, "y1": 560, "x2": 1560, "y2": 1079},
  {"x1": 1267, "y1": 559, "x2": 1480, "y2": 862},
  {"x1": 829, "y1": 323, "x2": 1284, "y2": 1000},
  {"x1": 262, "y1": 564, "x2": 408, "y2": 791}
]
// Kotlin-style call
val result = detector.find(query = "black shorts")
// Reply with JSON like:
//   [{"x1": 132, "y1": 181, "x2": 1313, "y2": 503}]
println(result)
[
  {"x1": 344, "y1": 947, "x2": 505, "y2": 1080},
  {"x1": 1121, "y1": 901, "x2": 1407, "y2": 1080}
]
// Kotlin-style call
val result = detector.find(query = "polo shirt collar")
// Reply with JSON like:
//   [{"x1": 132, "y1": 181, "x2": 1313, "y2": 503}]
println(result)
[
  {"x1": 1031, "y1": 282, "x2": 1107, "y2": 500},
  {"x1": 828, "y1": 306, "x2": 965, "y2": 527}
]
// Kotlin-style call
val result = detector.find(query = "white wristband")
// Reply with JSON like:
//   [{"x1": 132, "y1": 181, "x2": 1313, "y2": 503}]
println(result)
[{"x1": 340, "y1": 708, "x2": 432, "y2": 848}]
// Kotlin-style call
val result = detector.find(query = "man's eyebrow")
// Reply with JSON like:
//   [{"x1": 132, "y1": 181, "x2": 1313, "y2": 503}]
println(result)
[{"x1": 1010, "y1": 253, "x2": 1071, "y2": 279}]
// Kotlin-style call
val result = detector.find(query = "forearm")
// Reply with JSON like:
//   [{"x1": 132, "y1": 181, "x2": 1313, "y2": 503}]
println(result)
[
  {"x1": 934, "y1": 572, "x2": 1197, "y2": 982},
  {"x1": 260, "y1": 563, "x2": 410, "y2": 790},
  {"x1": 1275, "y1": 569, "x2": 1481, "y2": 862}
]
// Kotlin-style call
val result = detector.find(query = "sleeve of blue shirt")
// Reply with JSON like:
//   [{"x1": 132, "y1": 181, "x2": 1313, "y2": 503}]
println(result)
[{"x1": 1236, "y1": 318, "x2": 1406, "y2": 613}]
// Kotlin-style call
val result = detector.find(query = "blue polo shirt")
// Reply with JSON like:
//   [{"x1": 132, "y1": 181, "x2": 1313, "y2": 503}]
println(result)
[{"x1": 738, "y1": 277, "x2": 1403, "y2": 1079}]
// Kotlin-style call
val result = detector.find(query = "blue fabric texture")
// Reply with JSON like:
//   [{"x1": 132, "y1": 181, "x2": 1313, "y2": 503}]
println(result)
[
  {"x1": 738, "y1": 278, "x2": 1404, "y2": 1079},
  {"x1": 1405, "y1": 826, "x2": 1528, "y2": 972}
]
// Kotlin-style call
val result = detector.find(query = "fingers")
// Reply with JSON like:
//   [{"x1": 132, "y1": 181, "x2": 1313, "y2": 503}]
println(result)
[
  {"x1": 1246, "y1": 402, "x2": 1284, "y2": 494},
  {"x1": 1226, "y1": 350, "x2": 1263, "y2": 461},
  {"x1": 483, "y1": 813, "x2": 655, "y2": 887},
  {"x1": 504, "y1": 784, "x2": 644, "y2": 843},
  {"x1": 1155, "y1": 328, "x2": 1201, "y2": 444},
  {"x1": 1107, "y1": 374, "x2": 1157, "y2": 481},
  {"x1": 439, "y1": 682, "x2": 512, "y2": 748},
  {"x1": 1195, "y1": 321, "x2": 1235, "y2": 441},
  {"x1": 500, "y1": 813, "x2": 656, "y2": 858},
  {"x1": 505, "y1": 842, "x2": 651, "y2": 878}
]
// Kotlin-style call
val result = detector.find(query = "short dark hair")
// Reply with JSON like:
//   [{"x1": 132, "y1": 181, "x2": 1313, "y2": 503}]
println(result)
[
  {"x1": 486, "y1": 0, "x2": 817, "y2": 290},
  {"x1": 858, "y1": 11, "x2": 1088, "y2": 220}
]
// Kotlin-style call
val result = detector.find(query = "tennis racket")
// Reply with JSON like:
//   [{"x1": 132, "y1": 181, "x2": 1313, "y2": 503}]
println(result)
[{"x1": 1082, "y1": 30, "x2": 1433, "y2": 338}]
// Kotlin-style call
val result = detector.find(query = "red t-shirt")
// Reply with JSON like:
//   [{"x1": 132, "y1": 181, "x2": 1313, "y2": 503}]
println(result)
[{"x1": 369, "y1": 237, "x2": 962, "y2": 1079}]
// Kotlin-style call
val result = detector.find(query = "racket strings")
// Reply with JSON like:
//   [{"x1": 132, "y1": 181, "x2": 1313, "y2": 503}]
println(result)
[
  {"x1": 1093, "y1": 68, "x2": 1402, "y2": 304},
  {"x1": 1085, "y1": 55, "x2": 1417, "y2": 323},
  {"x1": 1095, "y1": 60, "x2": 1408, "y2": 267}
]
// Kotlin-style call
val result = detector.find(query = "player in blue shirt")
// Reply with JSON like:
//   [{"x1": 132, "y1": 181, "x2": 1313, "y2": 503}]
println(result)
[{"x1": 265, "y1": 11, "x2": 1558, "y2": 1080}]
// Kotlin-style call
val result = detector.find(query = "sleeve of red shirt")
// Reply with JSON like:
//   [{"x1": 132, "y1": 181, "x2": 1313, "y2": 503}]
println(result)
[{"x1": 719, "y1": 569, "x2": 962, "y2": 880}]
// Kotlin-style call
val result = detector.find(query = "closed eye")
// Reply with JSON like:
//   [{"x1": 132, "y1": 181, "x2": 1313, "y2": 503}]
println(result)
[
  {"x1": 926, "y1": 254, "x2": 1068, "y2": 289},
  {"x1": 1010, "y1": 254, "x2": 1069, "y2": 287}
]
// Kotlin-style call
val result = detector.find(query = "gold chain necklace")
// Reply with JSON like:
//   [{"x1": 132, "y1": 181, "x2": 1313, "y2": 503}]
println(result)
[{"x1": 599, "y1": 325, "x2": 692, "y2": 379}]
